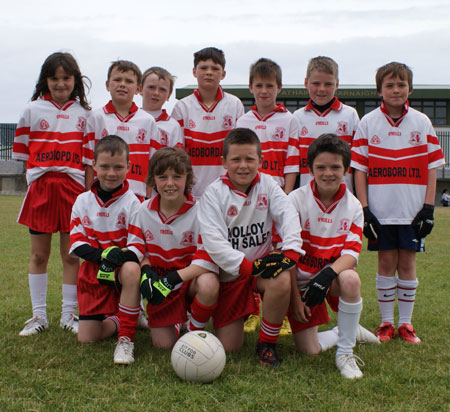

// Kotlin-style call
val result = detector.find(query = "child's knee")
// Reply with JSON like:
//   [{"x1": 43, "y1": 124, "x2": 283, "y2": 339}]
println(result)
[
  {"x1": 119, "y1": 262, "x2": 140, "y2": 286},
  {"x1": 196, "y1": 272, "x2": 219, "y2": 296},
  {"x1": 338, "y1": 269, "x2": 361, "y2": 293}
]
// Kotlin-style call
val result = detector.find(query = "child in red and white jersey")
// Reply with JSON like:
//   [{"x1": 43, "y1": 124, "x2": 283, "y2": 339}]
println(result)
[
  {"x1": 195, "y1": 128, "x2": 304, "y2": 368},
  {"x1": 13, "y1": 52, "x2": 91, "y2": 337},
  {"x1": 141, "y1": 66, "x2": 184, "y2": 153},
  {"x1": 83, "y1": 60, "x2": 159, "y2": 199},
  {"x1": 126, "y1": 147, "x2": 219, "y2": 348},
  {"x1": 294, "y1": 56, "x2": 359, "y2": 191},
  {"x1": 352, "y1": 62, "x2": 444, "y2": 345},
  {"x1": 171, "y1": 47, "x2": 244, "y2": 198},
  {"x1": 70, "y1": 135, "x2": 142, "y2": 365},
  {"x1": 236, "y1": 58, "x2": 299, "y2": 193},
  {"x1": 289, "y1": 134, "x2": 370, "y2": 379}
]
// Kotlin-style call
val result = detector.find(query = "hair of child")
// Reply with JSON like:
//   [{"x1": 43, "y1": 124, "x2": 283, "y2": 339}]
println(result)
[
  {"x1": 94, "y1": 135, "x2": 129, "y2": 162},
  {"x1": 375, "y1": 61, "x2": 413, "y2": 93},
  {"x1": 146, "y1": 147, "x2": 194, "y2": 193},
  {"x1": 249, "y1": 57, "x2": 282, "y2": 87},
  {"x1": 222, "y1": 127, "x2": 262, "y2": 159},
  {"x1": 107, "y1": 60, "x2": 142, "y2": 85},
  {"x1": 193, "y1": 47, "x2": 226, "y2": 69},
  {"x1": 307, "y1": 133, "x2": 351, "y2": 171},
  {"x1": 31, "y1": 52, "x2": 91, "y2": 110},
  {"x1": 142, "y1": 66, "x2": 177, "y2": 96},
  {"x1": 306, "y1": 56, "x2": 339, "y2": 81}
]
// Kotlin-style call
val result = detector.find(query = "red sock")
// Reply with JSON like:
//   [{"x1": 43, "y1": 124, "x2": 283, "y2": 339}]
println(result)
[
  {"x1": 188, "y1": 297, "x2": 217, "y2": 332},
  {"x1": 259, "y1": 318, "x2": 282, "y2": 344},
  {"x1": 117, "y1": 304, "x2": 140, "y2": 341}
]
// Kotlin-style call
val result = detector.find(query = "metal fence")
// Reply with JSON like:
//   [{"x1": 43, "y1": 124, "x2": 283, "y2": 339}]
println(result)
[{"x1": 1, "y1": 122, "x2": 450, "y2": 167}]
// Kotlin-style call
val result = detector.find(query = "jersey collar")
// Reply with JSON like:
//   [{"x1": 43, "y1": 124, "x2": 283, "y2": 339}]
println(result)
[
  {"x1": 42, "y1": 93, "x2": 76, "y2": 111},
  {"x1": 310, "y1": 179, "x2": 346, "y2": 214},
  {"x1": 91, "y1": 179, "x2": 130, "y2": 207},
  {"x1": 155, "y1": 109, "x2": 170, "y2": 122},
  {"x1": 193, "y1": 86, "x2": 224, "y2": 113},
  {"x1": 149, "y1": 193, "x2": 196, "y2": 224},
  {"x1": 305, "y1": 97, "x2": 342, "y2": 117},
  {"x1": 380, "y1": 100, "x2": 409, "y2": 127},
  {"x1": 103, "y1": 100, "x2": 139, "y2": 122},
  {"x1": 251, "y1": 103, "x2": 287, "y2": 121},
  {"x1": 220, "y1": 172, "x2": 261, "y2": 197}
]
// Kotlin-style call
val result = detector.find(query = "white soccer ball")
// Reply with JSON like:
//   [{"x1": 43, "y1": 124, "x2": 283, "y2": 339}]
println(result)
[{"x1": 171, "y1": 330, "x2": 226, "y2": 383}]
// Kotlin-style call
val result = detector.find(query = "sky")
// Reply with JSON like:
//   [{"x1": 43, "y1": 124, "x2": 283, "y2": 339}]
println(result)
[{"x1": 1, "y1": 0, "x2": 450, "y2": 122}]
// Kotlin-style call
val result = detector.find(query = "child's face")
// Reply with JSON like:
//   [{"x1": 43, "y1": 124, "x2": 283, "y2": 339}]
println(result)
[
  {"x1": 106, "y1": 68, "x2": 140, "y2": 106},
  {"x1": 93, "y1": 151, "x2": 130, "y2": 191},
  {"x1": 249, "y1": 75, "x2": 281, "y2": 114},
  {"x1": 379, "y1": 74, "x2": 411, "y2": 113},
  {"x1": 154, "y1": 167, "x2": 187, "y2": 204},
  {"x1": 222, "y1": 144, "x2": 262, "y2": 192},
  {"x1": 47, "y1": 66, "x2": 75, "y2": 106},
  {"x1": 193, "y1": 59, "x2": 226, "y2": 92},
  {"x1": 141, "y1": 73, "x2": 171, "y2": 112},
  {"x1": 310, "y1": 152, "x2": 346, "y2": 198},
  {"x1": 304, "y1": 70, "x2": 338, "y2": 106}
]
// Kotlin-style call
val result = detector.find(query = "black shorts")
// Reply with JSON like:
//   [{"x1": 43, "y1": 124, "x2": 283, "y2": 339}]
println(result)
[{"x1": 368, "y1": 224, "x2": 424, "y2": 252}]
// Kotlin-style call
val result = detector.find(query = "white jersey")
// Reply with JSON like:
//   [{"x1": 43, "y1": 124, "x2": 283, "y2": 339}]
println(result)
[
  {"x1": 171, "y1": 86, "x2": 244, "y2": 198},
  {"x1": 83, "y1": 101, "x2": 159, "y2": 197},
  {"x1": 288, "y1": 181, "x2": 363, "y2": 289},
  {"x1": 351, "y1": 102, "x2": 445, "y2": 224},
  {"x1": 127, "y1": 194, "x2": 200, "y2": 275},
  {"x1": 69, "y1": 180, "x2": 140, "y2": 256},
  {"x1": 195, "y1": 172, "x2": 304, "y2": 282},
  {"x1": 294, "y1": 98, "x2": 359, "y2": 191},
  {"x1": 146, "y1": 109, "x2": 184, "y2": 152},
  {"x1": 236, "y1": 104, "x2": 299, "y2": 187},
  {"x1": 12, "y1": 95, "x2": 89, "y2": 186}
]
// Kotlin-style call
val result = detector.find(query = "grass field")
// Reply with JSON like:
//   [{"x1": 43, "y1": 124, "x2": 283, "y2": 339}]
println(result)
[{"x1": 1, "y1": 195, "x2": 449, "y2": 412}]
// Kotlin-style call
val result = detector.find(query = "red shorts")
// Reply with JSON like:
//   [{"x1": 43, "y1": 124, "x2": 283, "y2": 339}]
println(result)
[
  {"x1": 77, "y1": 260, "x2": 120, "y2": 317},
  {"x1": 146, "y1": 282, "x2": 190, "y2": 328},
  {"x1": 18, "y1": 172, "x2": 84, "y2": 233},
  {"x1": 287, "y1": 291, "x2": 339, "y2": 333},
  {"x1": 212, "y1": 275, "x2": 256, "y2": 330}
]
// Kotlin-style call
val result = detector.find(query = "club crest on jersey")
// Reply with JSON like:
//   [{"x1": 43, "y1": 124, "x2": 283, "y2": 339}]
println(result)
[
  {"x1": 227, "y1": 205, "x2": 238, "y2": 216},
  {"x1": 336, "y1": 121, "x2": 348, "y2": 135},
  {"x1": 39, "y1": 119, "x2": 49, "y2": 130},
  {"x1": 337, "y1": 218, "x2": 350, "y2": 234},
  {"x1": 272, "y1": 127, "x2": 286, "y2": 140},
  {"x1": 181, "y1": 231, "x2": 195, "y2": 246},
  {"x1": 82, "y1": 216, "x2": 91, "y2": 227},
  {"x1": 300, "y1": 126, "x2": 309, "y2": 136},
  {"x1": 160, "y1": 130, "x2": 168, "y2": 146},
  {"x1": 144, "y1": 230, "x2": 154, "y2": 242},
  {"x1": 222, "y1": 115, "x2": 234, "y2": 129},
  {"x1": 303, "y1": 218, "x2": 310, "y2": 230},
  {"x1": 136, "y1": 128, "x2": 147, "y2": 143},
  {"x1": 116, "y1": 212, "x2": 127, "y2": 228},
  {"x1": 256, "y1": 194, "x2": 268, "y2": 210},
  {"x1": 370, "y1": 135, "x2": 381, "y2": 145},
  {"x1": 101, "y1": 128, "x2": 109, "y2": 138},
  {"x1": 409, "y1": 131, "x2": 422, "y2": 145},
  {"x1": 188, "y1": 119, "x2": 196, "y2": 129},
  {"x1": 76, "y1": 117, "x2": 86, "y2": 132}
]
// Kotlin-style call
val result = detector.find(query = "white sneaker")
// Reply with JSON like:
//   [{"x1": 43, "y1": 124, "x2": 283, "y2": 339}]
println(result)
[
  {"x1": 356, "y1": 324, "x2": 380, "y2": 344},
  {"x1": 19, "y1": 316, "x2": 49, "y2": 337},
  {"x1": 114, "y1": 336, "x2": 134, "y2": 365},
  {"x1": 60, "y1": 314, "x2": 79, "y2": 334},
  {"x1": 336, "y1": 353, "x2": 364, "y2": 379},
  {"x1": 137, "y1": 310, "x2": 149, "y2": 330}
]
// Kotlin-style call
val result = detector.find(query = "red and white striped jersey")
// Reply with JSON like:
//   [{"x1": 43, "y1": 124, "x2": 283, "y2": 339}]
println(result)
[
  {"x1": 146, "y1": 109, "x2": 184, "y2": 152},
  {"x1": 83, "y1": 101, "x2": 159, "y2": 197},
  {"x1": 293, "y1": 98, "x2": 359, "y2": 191},
  {"x1": 171, "y1": 87, "x2": 244, "y2": 197},
  {"x1": 288, "y1": 181, "x2": 363, "y2": 289},
  {"x1": 195, "y1": 172, "x2": 304, "y2": 282},
  {"x1": 69, "y1": 180, "x2": 140, "y2": 256},
  {"x1": 12, "y1": 94, "x2": 89, "y2": 186},
  {"x1": 236, "y1": 104, "x2": 299, "y2": 187},
  {"x1": 126, "y1": 194, "x2": 200, "y2": 274},
  {"x1": 351, "y1": 102, "x2": 445, "y2": 224}
]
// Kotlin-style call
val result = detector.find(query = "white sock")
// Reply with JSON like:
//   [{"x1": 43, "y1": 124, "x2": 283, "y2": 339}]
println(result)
[
  {"x1": 376, "y1": 273, "x2": 396, "y2": 325},
  {"x1": 29, "y1": 273, "x2": 48, "y2": 320},
  {"x1": 397, "y1": 278, "x2": 418, "y2": 326},
  {"x1": 336, "y1": 298, "x2": 362, "y2": 357},
  {"x1": 318, "y1": 327, "x2": 339, "y2": 351},
  {"x1": 61, "y1": 284, "x2": 77, "y2": 318}
]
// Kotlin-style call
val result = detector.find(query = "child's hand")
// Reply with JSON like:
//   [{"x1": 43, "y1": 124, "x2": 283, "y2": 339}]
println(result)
[
  {"x1": 302, "y1": 267, "x2": 338, "y2": 307},
  {"x1": 101, "y1": 246, "x2": 126, "y2": 266},
  {"x1": 412, "y1": 204, "x2": 434, "y2": 239},
  {"x1": 97, "y1": 260, "x2": 116, "y2": 287},
  {"x1": 363, "y1": 207, "x2": 381, "y2": 240},
  {"x1": 291, "y1": 291, "x2": 311, "y2": 323},
  {"x1": 140, "y1": 265, "x2": 159, "y2": 301},
  {"x1": 252, "y1": 251, "x2": 294, "y2": 279},
  {"x1": 148, "y1": 271, "x2": 183, "y2": 305}
]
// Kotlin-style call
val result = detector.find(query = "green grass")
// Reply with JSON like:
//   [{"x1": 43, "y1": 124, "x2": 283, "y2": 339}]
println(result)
[{"x1": 1, "y1": 195, "x2": 449, "y2": 412}]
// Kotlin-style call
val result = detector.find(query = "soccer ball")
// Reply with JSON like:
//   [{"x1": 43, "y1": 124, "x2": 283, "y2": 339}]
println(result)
[{"x1": 171, "y1": 331, "x2": 226, "y2": 383}]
